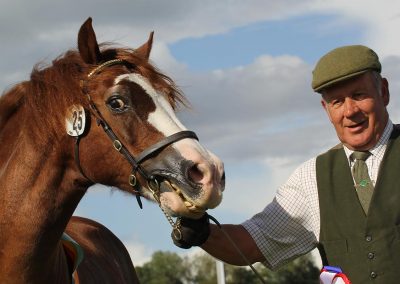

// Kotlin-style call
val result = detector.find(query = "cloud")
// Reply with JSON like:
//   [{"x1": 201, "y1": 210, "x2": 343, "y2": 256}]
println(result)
[
  {"x1": 0, "y1": 0, "x2": 315, "y2": 43},
  {"x1": 172, "y1": 53, "x2": 332, "y2": 162},
  {"x1": 125, "y1": 238, "x2": 204, "y2": 267},
  {"x1": 124, "y1": 237, "x2": 153, "y2": 266},
  {"x1": 311, "y1": 0, "x2": 400, "y2": 57}
]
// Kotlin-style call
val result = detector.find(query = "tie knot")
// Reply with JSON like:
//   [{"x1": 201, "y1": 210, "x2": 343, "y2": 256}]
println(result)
[{"x1": 351, "y1": 151, "x2": 371, "y2": 161}]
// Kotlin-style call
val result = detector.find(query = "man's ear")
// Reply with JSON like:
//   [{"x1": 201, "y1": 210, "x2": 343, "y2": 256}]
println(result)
[
  {"x1": 381, "y1": 78, "x2": 390, "y2": 106},
  {"x1": 321, "y1": 99, "x2": 333, "y2": 122}
]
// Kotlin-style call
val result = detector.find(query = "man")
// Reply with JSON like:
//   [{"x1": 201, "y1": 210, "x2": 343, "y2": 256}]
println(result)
[{"x1": 172, "y1": 45, "x2": 399, "y2": 283}]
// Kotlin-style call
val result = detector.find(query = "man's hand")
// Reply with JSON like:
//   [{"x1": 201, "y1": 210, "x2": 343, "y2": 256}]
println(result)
[{"x1": 171, "y1": 213, "x2": 210, "y2": 249}]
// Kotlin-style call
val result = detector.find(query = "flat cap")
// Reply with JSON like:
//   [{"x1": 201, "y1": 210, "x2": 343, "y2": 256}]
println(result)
[{"x1": 312, "y1": 45, "x2": 381, "y2": 92}]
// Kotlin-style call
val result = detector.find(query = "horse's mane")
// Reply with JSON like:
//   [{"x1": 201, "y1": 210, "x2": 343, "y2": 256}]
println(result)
[
  {"x1": 0, "y1": 44, "x2": 187, "y2": 144},
  {"x1": 0, "y1": 82, "x2": 27, "y2": 130}
]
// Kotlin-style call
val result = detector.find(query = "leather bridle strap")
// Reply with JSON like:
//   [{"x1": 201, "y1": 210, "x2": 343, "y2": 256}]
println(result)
[
  {"x1": 136, "y1": 131, "x2": 198, "y2": 164},
  {"x1": 95, "y1": 117, "x2": 148, "y2": 179},
  {"x1": 74, "y1": 136, "x2": 93, "y2": 182}
]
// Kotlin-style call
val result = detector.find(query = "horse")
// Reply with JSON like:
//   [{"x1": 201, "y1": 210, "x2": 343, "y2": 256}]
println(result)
[{"x1": 0, "y1": 17, "x2": 225, "y2": 283}]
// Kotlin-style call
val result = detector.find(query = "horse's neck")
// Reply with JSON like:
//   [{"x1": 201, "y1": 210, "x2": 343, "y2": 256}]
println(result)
[{"x1": 0, "y1": 123, "x2": 87, "y2": 283}]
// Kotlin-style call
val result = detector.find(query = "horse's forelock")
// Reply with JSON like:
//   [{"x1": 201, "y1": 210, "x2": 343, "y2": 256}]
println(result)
[{"x1": 111, "y1": 47, "x2": 188, "y2": 110}]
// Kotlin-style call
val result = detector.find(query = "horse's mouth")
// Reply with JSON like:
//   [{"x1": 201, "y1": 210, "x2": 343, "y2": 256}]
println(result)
[{"x1": 161, "y1": 179, "x2": 206, "y2": 214}]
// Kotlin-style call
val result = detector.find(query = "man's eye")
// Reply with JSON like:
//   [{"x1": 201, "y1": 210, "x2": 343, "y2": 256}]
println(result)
[
  {"x1": 352, "y1": 93, "x2": 367, "y2": 101},
  {"x1": 106, "y1": 95, "x2": 128, "y2": 112},
  {"x1": 331, "y1": 100, "x2": 343, "y2": 107}
]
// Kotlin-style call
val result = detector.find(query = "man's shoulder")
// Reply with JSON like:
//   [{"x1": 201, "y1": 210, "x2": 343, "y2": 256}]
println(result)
[
  {"x1": 330, "y1": 143, "x2": 343, "y2": 150},
  {"x1": 317, "y1": 143, "x2": 344, "y2": 159},
  {"x1": 293, "y1": 157, "x2": 317, "y2": 177}
]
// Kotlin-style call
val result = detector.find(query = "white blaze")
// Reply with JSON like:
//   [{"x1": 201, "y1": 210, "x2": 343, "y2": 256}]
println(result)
[
  {"x1": 115, "y1": 73, "x2": 186, "y2": 136},
  {"x1": 114, "y1": 73, "x2": 212, "y2": 162}
]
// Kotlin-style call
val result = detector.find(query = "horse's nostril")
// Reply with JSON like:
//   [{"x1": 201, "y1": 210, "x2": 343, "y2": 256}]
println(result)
[{"x1": 188, "y1": 164, "x2": 205, "y2": 184}]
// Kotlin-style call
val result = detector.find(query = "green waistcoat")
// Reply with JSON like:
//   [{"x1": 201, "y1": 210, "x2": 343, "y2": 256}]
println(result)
[{"x1": 316, "y1": 127, "x2": 400, "y2": 284}]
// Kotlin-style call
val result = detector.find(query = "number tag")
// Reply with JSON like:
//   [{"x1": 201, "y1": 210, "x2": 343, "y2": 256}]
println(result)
[{"x1": 66, "y1": 105, "x2": 86, "y2": 137}]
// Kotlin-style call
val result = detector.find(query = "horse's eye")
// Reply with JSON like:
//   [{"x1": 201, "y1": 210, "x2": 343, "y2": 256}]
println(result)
[{"x1": 106, "y1": 95, "x2": 128, "y2": 113}]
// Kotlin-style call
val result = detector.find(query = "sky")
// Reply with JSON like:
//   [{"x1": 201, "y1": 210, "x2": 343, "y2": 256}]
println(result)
[{"x1": 2, "y1": 0, "x2": 400, "y2": 267}]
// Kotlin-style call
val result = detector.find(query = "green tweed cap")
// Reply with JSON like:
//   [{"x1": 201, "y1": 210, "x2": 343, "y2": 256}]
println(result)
[{"x1": 312, "y1": 45, "x2": 381, "y2": 92}]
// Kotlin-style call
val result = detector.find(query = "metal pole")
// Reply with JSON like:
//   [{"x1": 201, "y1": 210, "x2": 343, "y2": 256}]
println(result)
[{"x1": 216, "y1": 259, "x2": 226, "y2": 284}]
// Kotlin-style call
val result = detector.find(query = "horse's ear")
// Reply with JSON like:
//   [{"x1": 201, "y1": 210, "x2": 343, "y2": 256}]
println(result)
[
  {"x1": 78, "y1": 17, "x2": 102, "y2": 64},
  {"x1": 135, "y1": 32, "x2": 154, "y2": 60}
]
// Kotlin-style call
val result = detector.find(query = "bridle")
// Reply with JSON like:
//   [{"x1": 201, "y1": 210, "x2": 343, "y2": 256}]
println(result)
[
  {"x1": 77, "y1": 59, "x2": 198, "y2": 213},
  {"x1": 77, "y1": 59, "x2": 268, "y2": 284}
]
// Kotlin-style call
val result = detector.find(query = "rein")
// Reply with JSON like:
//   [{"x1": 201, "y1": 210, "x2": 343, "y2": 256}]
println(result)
[{"x1": 76, "y1": 59, "x2": 197, "y2": 230}]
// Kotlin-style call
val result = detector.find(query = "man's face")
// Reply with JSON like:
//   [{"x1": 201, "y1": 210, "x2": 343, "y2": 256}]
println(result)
[{"x1": 321, "y1": 72, "x2": 389, "y2": 151}]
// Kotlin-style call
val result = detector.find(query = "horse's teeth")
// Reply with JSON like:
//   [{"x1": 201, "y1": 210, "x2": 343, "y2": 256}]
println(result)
[{"x1": 167, "y1": 183, "x2": 202, "y2": 212}]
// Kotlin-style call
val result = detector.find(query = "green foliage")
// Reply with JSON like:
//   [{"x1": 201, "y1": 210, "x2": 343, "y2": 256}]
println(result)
[
  {"x1": 135, "y1": 251, "x2": 319, "y2": 284},
  {"x1": 225, "y1": 265, "x2": 260, "y2": 284},
  {"x1": 186, "y1": 252, "x2": 217, "y2": 284},
  {"x1": 136, "y1": 251, "x2": 189, "y2": 284},
  {"x1": 256, "y1": 255, "x2": 320, "y2": 284}
]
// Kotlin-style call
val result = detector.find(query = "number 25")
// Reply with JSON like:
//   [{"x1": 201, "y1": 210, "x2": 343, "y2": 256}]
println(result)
[{"x1": 72, "y1": 110, "x2": 83, "y2": 131}]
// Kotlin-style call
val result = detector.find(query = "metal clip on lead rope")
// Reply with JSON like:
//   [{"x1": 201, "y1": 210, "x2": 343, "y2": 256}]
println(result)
[{"x1": 172, "y1": 219, "x2": 183, "y2": 241}]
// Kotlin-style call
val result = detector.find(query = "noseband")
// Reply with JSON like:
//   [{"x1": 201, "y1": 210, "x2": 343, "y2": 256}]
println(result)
[{"x1": 77, "y1": 59, "x2": 198, "y2": 209}]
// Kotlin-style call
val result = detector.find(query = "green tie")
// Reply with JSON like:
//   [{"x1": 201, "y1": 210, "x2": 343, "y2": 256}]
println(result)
[{"x1": 351, "y1": 151, "x2": 374, "y2": 214}]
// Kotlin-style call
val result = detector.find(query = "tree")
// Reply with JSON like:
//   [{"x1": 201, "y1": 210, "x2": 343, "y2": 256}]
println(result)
[
  {"x1": 135, "y1": 251, "x2": 190, "y2": 284},
  {"x1": 186, "y1": 252, "x2": 218, "y2": 284},
  {"x1": 272, "y1": 255, "x2": 320, "y2": 284},
  {"x1": 225, "y1": 265, "x2": 260, "y2": 284},
  {"x1": 251, "y1": 254, "x2": 320, "y2": 284},
  {"x1": 135, "y1": 250, "x2": 320, "y2": 284}
]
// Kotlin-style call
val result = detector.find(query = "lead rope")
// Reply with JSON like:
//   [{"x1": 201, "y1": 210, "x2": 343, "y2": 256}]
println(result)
[
  {"x1": 207, "y1": 215, "x2": 267, "y2": 284},
  {"x1": 147, "y1": 180, "x2": 267, "y2": 284}
]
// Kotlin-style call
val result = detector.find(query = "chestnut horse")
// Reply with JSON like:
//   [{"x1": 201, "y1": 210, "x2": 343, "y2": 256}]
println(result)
[{"x1": 0, "y1": 18, "x2": 225, "y2": 283}]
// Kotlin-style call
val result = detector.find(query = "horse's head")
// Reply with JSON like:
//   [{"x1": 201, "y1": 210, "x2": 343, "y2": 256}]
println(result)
[{"x1": 70, "y1": 18, "x2": 225, "y2": 218}]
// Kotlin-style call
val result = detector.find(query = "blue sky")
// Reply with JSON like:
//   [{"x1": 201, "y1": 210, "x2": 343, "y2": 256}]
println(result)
[
  {"x1": 171, "y1": 14, "x2": 364, "y2": 70},
  {"x1": 2, "y1": 0, "x2": 400, "y2": 269}
]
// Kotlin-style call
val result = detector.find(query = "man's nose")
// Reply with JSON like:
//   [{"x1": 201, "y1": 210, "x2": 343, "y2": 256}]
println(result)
[{"x1": 343, "y1": 98, "x2": 359, "y2": 117}]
